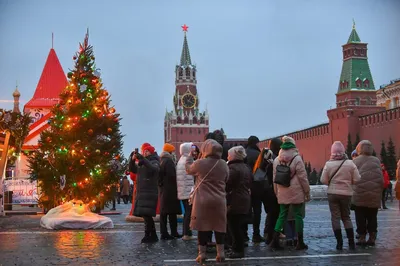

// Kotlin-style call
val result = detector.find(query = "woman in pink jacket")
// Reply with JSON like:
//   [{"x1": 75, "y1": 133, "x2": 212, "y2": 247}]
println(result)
[{"x1": 320, "y1": 141, "x2": 361, "y2": 250}]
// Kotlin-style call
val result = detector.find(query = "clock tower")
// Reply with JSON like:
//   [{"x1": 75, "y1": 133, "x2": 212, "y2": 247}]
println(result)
[{"x1": 164, "y1": 25, "x2": 209, "y2": 157}]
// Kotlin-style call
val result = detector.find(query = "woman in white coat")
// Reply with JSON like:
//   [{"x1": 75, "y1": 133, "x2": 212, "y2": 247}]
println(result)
[{"x1": 176, "y1": 142, "x2": 196, "y2": 240}]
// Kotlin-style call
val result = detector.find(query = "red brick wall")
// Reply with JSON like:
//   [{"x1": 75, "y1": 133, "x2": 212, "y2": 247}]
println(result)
[{"x1": 359, "y1": 107, "x2": 400, "y2": 153}]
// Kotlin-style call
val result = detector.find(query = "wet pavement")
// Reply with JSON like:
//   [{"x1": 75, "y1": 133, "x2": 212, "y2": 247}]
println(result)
[{"x1": 0, "y1": 200, "x2": 399, "y2": 266}]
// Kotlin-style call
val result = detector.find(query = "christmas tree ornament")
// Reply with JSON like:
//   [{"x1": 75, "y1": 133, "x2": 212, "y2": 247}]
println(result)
[
  {"x1": 86, "y1": 93, "x2": 92, "y2": 98},
  {"x1": 60, "y1": 175, "x2": 66, "y2": 190},
  {"x1": 88, "y1": 129, "x2": 94, "y2": 135},
  {"x1": 109, "y1": 107, "x2": 116, "y2": 113},
  {"x1": 107, "y1": 128, "x2": 112, "y2": 133},
  {"x1": 73, "y1": 56, "x2": 77, "y2": 60},
  {"x1": 46, "y1": 136, "x2": 52, "y2": 143},
  {"x1": 80, "y1": 84, "x2": 87, "y2": 92},
  {"x1": 95, "y1": 149, "x2": 101, "y2": 154},
  {"x1": 80, "y1": 159, "x2": 86, "y2": 165}
]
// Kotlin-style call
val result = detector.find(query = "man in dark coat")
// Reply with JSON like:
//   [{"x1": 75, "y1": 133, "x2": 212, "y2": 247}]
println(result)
[
  {"x1": 129, "y1": 143, "x2": 160, "y2": 243},
  {"x1": 213, "y1": 130, "x2": 228, "y2": 162},
  {"x1": 245, "y1": 135, "x2": 264, "y2": 242},
  {"x1": 159, "y1": 143, "x2": 182, "y2": 240}
]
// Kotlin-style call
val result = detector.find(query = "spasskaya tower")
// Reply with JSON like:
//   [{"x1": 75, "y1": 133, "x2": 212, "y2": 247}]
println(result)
[{"x1": 164, "y1": 25, "x2": 209, "y2": 156}]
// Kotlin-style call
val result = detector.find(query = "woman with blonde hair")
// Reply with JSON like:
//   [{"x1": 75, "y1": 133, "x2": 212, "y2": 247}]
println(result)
[{"x1": 352, "y1": 140, "x2": 384, "y2": 246}]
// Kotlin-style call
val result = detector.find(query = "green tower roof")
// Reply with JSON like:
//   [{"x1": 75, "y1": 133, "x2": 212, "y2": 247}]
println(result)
[
  {"x1": 338, "y1": 22, "x2": 375, "y2": 94},
  {"x1": 347, "y1": 19, "x2": 361, "y2": 43},
  {"x1": 180, "y1": 33, "x2": 192, "y2": 66}
]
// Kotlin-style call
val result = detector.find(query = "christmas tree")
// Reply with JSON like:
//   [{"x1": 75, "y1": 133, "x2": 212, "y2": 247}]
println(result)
[
  {"x1": 353, "y1": 133, "x2": 360, "y2": 150},
  {"x1": 386, "y1": 137, "x2": 397, "y2": 179},
  {"x1": 28, "y1": 31, "x2": 124, "y2": 210}
]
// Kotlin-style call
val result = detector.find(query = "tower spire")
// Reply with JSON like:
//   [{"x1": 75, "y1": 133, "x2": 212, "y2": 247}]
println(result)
[
  {"x1": 347, "y1": 20, "x2": 361, "y2": 44},
  {"x1": 180, "y1": 24, "x2": 192, "y2": 66}
]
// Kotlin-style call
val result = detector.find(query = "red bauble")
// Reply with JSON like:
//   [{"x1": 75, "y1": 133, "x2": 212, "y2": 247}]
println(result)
[
  {"x1": 107, "y1": 128, "x2": 112, "y2": 133},
  {"x1": 73, "y1": 56, "x2": 77, "y2": 60},
  {"x1": 46, "y1": 136, "x2": 52, "y2": 143},
  {"x1": 80, "y1": 159, "x2": 86, "y2": 165},
  {"x1": 88, "y1": 129, "x2": 94, "y2": 135}
]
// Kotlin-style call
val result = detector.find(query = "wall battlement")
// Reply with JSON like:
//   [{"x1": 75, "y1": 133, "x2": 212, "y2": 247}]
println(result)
[{"x1": 359, "y1": 107, "x2": 400, "y2": 127}]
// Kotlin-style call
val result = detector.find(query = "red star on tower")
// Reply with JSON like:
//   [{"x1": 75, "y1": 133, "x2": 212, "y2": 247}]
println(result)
[{"x1": 181, "y1": 24, "x2": 189, "y2": 32}]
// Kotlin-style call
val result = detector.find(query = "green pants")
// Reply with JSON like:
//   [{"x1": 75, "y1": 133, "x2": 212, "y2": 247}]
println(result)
[{"x1": 274, "y1": 204, "x2": 304, "y2": 233}]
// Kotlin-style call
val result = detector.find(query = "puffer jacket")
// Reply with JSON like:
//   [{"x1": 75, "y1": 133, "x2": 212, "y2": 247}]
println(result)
[
  {"x1": 320, "y1": 159, "x2": 361, "y2": 196},
  {"x1": 273, "y1": 148, "x2": 310, "y2": 204},
  {"x1": 353, "y1": 155, "x2": 384, "y2": 208},
  {"x1": 176, "y1": 143, "x2": 195, "y2": 200},
  {"x1": 129, "y1": 153, "x2": 160, "y2": 217}
]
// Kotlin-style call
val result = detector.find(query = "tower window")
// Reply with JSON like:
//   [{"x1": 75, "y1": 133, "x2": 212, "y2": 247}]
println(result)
[
  {"x1": 355, "y1": 97, "x2": 360, "y2": 106},
  {"x1": 355, "y1": 78, "x2": 362, "y2": 88},
  {"x1": 365, "y1": 97, "x2": 372, "y2": 105},
  {"x1": 363, "y1": 79, "x2": 370, "y2": 88},
  {"x1": 185, "y1": 67, "x2": 191, "y2": 78},
  {"x1": 179, "y1": 68, "x2": 183, "y2": 78}
]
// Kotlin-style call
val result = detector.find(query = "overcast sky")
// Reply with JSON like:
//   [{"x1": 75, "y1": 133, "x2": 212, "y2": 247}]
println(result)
[{"x1": 0, "y1": 0, "x2": 399, "y2": 156}]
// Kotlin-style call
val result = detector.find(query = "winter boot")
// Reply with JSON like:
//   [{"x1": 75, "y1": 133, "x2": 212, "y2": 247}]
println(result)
[
  {"x1": 161, "y1": 234, "x2": 174, "y2": 240},
  {"x1": 295, "y1": 232, "x2": 308, "y2": 250},
  {"x1": 269, "y1": 231, "x2": 284, "y2": 251},
  {"x1": 196, "y1": 245, "x2": 207, "y2": 264},
  {"x1": 356, "y1": 234, "x2": 366, "y2": 246},
  {"x1": 345, "y1": 228, "x2": 355, "y2": 250},
  {"x1": 141, "y1": 230, "x2": 150, "y2": 244},
  {"x1": 265, "y1": 233, "x2": 273, "y2": 245},
  {"x1": 334, "y1": 229, "x2": 343, "y2": 250},
  {"x1": 366, "y1": 232, "x2": 377, "y2": 246},
  {"x1": 216, "y1": 244, "x2": 225, "y2": 262},
  {"x1": 147, "y1": 229, "x2": 159, "y2": 243}
]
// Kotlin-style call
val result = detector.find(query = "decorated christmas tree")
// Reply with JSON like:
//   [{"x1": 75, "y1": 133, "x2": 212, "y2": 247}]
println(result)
[{"x1": 28, "y1": 31, "x2": 124, "y2": 211}]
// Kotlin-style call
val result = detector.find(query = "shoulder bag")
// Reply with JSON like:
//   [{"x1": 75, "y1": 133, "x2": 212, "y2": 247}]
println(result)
[
  {"x1": 328, "y1": 159, "x2": 347, "y2": 185},
  {"x1": 188, "y1": 160, "x2": 220, "y2": 205}
]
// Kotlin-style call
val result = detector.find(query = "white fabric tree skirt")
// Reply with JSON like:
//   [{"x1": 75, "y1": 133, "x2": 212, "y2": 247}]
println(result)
[{"x1": 40, "y1": 200, "x2": 113, "y2": 230}]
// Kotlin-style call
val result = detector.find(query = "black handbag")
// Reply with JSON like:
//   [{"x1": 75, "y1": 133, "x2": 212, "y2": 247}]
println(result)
[{"x1": 274, "y1": 155, "x2": 298, "y2": 187}]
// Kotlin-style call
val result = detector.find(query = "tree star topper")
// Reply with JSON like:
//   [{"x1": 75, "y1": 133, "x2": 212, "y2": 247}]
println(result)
[{"x1": 182, "y1": 24, "x2": 189, "y2": 32}]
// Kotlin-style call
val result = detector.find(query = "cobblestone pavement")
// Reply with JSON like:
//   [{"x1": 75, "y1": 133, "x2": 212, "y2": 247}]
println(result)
[{"x1": 0, "y1": 200, "x2": 399, "y2": 266}]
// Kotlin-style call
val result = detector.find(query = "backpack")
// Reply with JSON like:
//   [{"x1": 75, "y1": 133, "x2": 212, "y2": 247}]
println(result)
[{"x1": 274, "y1": 155, "x2": 298, "y2": 187}]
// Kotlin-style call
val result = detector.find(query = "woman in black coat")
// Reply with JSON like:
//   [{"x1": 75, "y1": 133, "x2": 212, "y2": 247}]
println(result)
[
  {"x1": 159, "y1": 144, "x2": 182, "y2": 240},
  {"x1": 226, "y1": 146, "x2": 252, "y2": 258}
]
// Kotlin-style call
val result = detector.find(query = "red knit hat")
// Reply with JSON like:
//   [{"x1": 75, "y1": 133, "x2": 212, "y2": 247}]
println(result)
[{"x1": 141, "y1": 143, "x2": 155, "y2": 154}]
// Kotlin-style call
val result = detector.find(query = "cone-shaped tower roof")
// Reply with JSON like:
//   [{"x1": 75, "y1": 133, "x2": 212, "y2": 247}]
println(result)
[
  {"x1": 180, "y1": 24, "x2": 192, "y2": 66},
  {"x1": 25, "y1": 48, "x2": 68, "y2": 109},
  {"x1": 347, "y1": 20, "x2": 361, "y2": 44}
]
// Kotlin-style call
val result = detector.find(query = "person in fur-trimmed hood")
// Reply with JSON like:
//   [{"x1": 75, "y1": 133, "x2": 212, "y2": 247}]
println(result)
[
  {"x1": 176, "y1": 142, "x2": 197, "y2": 240},
  {"x1": 269, "y1": 136, "x2": 310, "y2": 251},
  {"x1": 158, "y1": 143, "x2": 182, "y2": 240}
]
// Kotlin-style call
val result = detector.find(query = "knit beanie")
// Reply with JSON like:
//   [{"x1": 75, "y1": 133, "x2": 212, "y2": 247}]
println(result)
[
  {"x1": 228, "y1": 146, "x2": 247, "y2": 161},
  {"x1": 163, "y1": 143, "x2": 175, "y2": 153},
  {"x1": 280, "y1": 136, "x2": 296, "y2": 150},
  {"x1": 330, "y1": 141, "x2": 345, "y2": 160},
  {"x1": 141, "y1": 143, "x2": 155, "y2": 154},
  {"x1": 247, "y1": 136, "x2": 260, "y2": 147}
]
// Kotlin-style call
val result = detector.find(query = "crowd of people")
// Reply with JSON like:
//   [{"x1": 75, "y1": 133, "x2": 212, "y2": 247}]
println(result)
[{"x1": 126, "y1": 130, "x2": 400, "y2": 263}]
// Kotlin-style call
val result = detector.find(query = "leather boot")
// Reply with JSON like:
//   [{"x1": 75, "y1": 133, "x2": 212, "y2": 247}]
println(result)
[
  {"x1": 141, "y1": 230, "x2": 150, "y2": 243},
  {"x1": 345, "y1": 228, "x2": 355, "y2": 250},
  {"x1": 356, "y1": 234, "x2": 366, "y2": 246},
  {"x1": 216, "y1": 244, "x2": 225, "y2": 262},
  {"x1": 334, "y1": 229, "x2": 343, "y2": 250},
  {"x1": 295, "y1": 232, "x2": 308, "y2": 250},
  {"x1": 269, "y1": 231, "x2": 283, "y2": 251},
  {"x1": 196, "y1": 245, "x2": 207, "y2": 264},
  {"x1": 366, "y1": 232, "x2": 377, "y2": 246}
]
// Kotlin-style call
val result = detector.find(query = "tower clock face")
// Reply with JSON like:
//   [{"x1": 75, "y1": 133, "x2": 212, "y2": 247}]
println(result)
[{"x1": 181, "y1": 93, "x2": 196, "y2": 108}]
